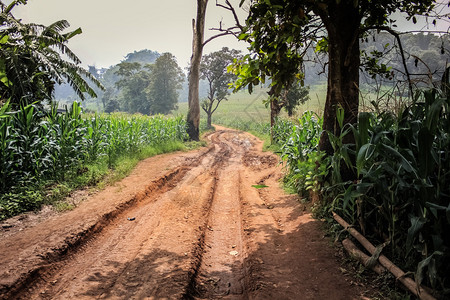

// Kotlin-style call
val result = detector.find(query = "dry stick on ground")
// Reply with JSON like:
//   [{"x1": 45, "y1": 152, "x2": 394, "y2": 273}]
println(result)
[
  {"x1": 341, "y1": 238, "x2": 386, "y2": 275},
  {"x1": 332, "y1": 212, "x2": 436, "y2": 300}
]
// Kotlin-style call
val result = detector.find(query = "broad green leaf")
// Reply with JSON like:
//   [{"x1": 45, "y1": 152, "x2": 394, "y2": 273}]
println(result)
[
  {"x1": 380, "y1": 144, "x2": 418, "y2": 178},
  {"x1": 356, "y1": 143, "x2": 371, "y2": 176},
  {"x1": 357, "y1": 112, "x2": 370, "y2": 147},
  {"x1": 0, "y1": 35, "x2": 9, "y2": 44},
  {"x1": 63, "y1": 27, "x2": 83, "y2": 40}
]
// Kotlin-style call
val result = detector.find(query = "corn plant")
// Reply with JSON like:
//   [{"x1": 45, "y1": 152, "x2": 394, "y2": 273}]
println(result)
[
  {"x1": 0, "y1": 103, "x2": 188, "y2": 219},
  {"x1": 277, "y1": 112, "x2": 326, "y2": 197},
  {"x1": 326, "y1": 89, "x2": 450, "y2": 294}
]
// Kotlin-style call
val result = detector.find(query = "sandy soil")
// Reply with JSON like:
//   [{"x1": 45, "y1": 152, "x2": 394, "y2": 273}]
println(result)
[{"x1": 0, "y1": 127, "x2": 369, "y2": 299}]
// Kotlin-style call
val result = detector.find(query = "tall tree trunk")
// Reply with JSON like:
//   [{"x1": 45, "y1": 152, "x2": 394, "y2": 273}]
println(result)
[
  {"x1": 318, "y1": 2, "x2": 360, "y2": 156},
  {"x1": 270, "y1": 97, "x2": 282, "y2": 128},
  {"x1": 207, "y1": 112, "x2": 212, "y2": 129},
  {"x1": 187, "y1": 0, "x2": 208, "y2": 141}
]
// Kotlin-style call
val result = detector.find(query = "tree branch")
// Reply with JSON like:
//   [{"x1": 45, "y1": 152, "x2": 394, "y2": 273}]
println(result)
[
  {"x1": 203, "y1": 27, "x2": 239, "y2": 46},
  {"x1": 211, "y1": 98, "x2": 222, "y2": 114},
  {"x1": 216, "y1": 0, "x2": 243, "y2": 30},
  {"x1": 363, "y1": 26, "x2": 414, "y2": 97},
  {"x1": 203, "y1": 0, "x2": 245, "y2": 46}
]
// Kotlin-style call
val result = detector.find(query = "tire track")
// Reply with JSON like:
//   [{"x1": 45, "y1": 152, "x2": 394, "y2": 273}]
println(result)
[
  {"x1": 187, "y1": 130, "x2": 251, "y2": 300},
  {"x1": 1, "y1": 128, "x2": 368, "y2": 300},
  {"x1": 4, "y1": 144, "x2": 218, "y2": 300}
]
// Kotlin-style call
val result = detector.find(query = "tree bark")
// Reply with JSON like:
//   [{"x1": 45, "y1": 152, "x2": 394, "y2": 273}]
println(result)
[
  {"x1": 318, "y1": 1, "x2": 360, "y2": 156},
  {"x1": 187, "y1": 0, "x2": 208, "y2": 141},
  {"x1": 207, "y1": 112, "x2": 212, "y2": 129},
  {"x1": 270, "y1": 97, "x2": 282, "y2": 127}
]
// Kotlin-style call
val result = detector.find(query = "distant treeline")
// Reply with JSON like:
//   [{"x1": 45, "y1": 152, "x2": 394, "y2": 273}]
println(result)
[
  {"x1": 56, "y1": 32, "x2": 449, "y2": 109},
  {"x1": 54, "y1": 49, "x2": 210, "y2": 108}
]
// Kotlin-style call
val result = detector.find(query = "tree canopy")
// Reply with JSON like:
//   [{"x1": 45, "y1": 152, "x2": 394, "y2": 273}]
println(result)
[
  {"x1": 114, "y1": 62, "x2": 152, "y2": 114},
  {"x1": 147, "y1": 53, "x2": 184, "y2": 114},
  {"x1": 114, "y1": 53, "x2": 184, "y2": 115},
  {"x1": 233, "y1": 0, "x2": 436, "y2": 156}
]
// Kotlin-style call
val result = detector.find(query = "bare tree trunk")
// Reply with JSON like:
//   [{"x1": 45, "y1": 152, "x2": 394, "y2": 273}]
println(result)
[{"x1": 187, "y1": 0, "x2": 208, "y2": 141}]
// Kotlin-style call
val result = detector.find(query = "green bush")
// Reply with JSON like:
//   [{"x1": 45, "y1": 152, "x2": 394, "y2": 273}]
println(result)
[{"x1": 0, "y1": 190, "x2": 43, "y2": 220}]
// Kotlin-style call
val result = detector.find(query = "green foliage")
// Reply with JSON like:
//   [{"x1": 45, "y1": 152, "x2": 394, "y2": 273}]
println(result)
[
  {"x1": 114, "y1": 62, "x2": 151, "y2": 114},
  {"x1": 321, "y1": 89, "x2": 450, "y2": 294},
  {"x1": 200, "y1": 47, "x2": 241, "y2": 128},
  {"x1": 114, "y1": 53, "x2": 184, "y2": 115},
  {"x1": 272, "y1": 87, "x2": 449, "y2": 293},
  {"x1": 0, "y1": 189, "x2": 43, "y2": 220},
  {"x1": 147, "y1": 53, "x2": 184, "y2": 114},
  {"x1": 275, "y1": 112, "x2": 327, "y2": 197},
  {"x1": 282, "y1": 84, "x2": 310, "y2": 117},
  {"x1": 231, "y1": 0, "x2": 433, "y2": 96},
  {"x1": 0, "y1": 0, "x2": 103, "y2": 106},
  {"x1": 123, "y1": 49, "x2": 160, "y2": 64},
  {"x1": 0, "y1": 102, "x2": 188, "y2": 219}
]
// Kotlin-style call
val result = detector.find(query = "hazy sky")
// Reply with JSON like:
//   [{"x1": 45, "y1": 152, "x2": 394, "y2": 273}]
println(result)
[
  {"x1": 9, "y1": 1, "x2": 450, "y2": 70},
  {"x1": 11, "y1": 0, "x2": 249, "y2": 69}
]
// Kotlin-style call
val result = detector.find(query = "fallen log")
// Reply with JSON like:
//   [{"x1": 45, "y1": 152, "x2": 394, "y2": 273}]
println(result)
[
  {"x1": 333, "y1": 212, "x2": 436, "y2": 300},
  {"x1": 341, "y1": 238, "x2": 386, "y2": 275}
]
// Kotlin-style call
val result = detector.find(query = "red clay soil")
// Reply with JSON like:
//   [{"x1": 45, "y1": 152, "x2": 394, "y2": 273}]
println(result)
[{"x1": 0, "y1": 127, "x2": 370, "y2": 299}]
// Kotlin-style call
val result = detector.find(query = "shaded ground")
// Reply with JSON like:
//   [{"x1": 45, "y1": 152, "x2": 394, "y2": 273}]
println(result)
[{"x1": 0, "y1": 127, "x2": 369, "y2": 299}]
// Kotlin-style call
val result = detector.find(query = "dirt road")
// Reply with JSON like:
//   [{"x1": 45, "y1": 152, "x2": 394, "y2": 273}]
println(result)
[{"x1": 0, "y1": 127, "x2": 367, "y2": 299}]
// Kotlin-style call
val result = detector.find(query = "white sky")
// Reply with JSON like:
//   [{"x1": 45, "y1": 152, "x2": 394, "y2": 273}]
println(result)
[
  {"x1": 8, "y1": 1, "x2": 450, "y2": 70},
  {"x1": 11, "y1": 0, "x2": 249, "y2": 69}
]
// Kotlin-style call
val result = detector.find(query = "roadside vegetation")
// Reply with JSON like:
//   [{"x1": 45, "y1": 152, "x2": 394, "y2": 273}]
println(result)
[
  {"x1": 0, "y1": 100, "x2": 189, "y2": 220},
  {"x1": 0, "y1": 2, "x2": 193, "y2": 220}
]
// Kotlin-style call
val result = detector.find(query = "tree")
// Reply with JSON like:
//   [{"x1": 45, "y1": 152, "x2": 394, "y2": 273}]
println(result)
[
  {"x1": 200, "y1": 47, "x2": 240, "y2": 128},
  {"x1": 147, "y1": 53, "x2": 184, "y2": 115},
  {"x1": 0, "y1": 0, "x2": 103, "y2": 107},
  {"x1": 101, "y1": 87, "x2": 116, "y2": 109},
  {"x1": 113, "y1": 54, "x2": 183, "y2": 115},
  {"x1": 114, "y1": 62, "x2": 151, "y2": 114},
  {"x1": 187, "y1": 0, "x2": 208, "y2": 141},
  {"x1": 123, "y1": 49, "x2": 160, "y2": 64},
  {"x1": 233, "y1": 0, "x2": 435, "y2": 157},
  {"x1": 187, "y1": 0, "x2": 242, "y2": 140}
]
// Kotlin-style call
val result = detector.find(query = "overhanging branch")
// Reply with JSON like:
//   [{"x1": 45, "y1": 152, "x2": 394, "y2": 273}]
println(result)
[
  {"x1": 203, "y1": 0, "x2": 244, "y2": 46},
  {"x1": 363, "y1": 26, "x2": 414, "y2": 97}
]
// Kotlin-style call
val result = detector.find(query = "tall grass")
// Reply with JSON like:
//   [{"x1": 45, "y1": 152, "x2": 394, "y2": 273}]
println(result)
[{"x1": 0, "y1": 101, "x2": 188, "y2": 219}]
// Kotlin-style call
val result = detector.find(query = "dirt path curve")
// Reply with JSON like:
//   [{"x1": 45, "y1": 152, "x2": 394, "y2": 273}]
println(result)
[{"x1": 0, "y1": 127, "x2": 367, "y2": 300}]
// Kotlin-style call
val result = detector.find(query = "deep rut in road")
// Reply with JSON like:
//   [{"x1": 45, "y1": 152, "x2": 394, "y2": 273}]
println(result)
[{"x1": 0, "y1": 128, "x2": 368, "y2": 300}]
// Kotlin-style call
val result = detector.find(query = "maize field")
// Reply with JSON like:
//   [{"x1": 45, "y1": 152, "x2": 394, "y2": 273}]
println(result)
[{"x1": 0, "y1": 101, "x2": 187, "y2": 219}]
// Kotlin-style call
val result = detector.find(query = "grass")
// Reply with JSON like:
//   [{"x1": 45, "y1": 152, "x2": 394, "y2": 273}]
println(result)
[{"x1": 174, "y1": 83, "x2": 326, "y2": 123}]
